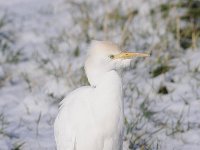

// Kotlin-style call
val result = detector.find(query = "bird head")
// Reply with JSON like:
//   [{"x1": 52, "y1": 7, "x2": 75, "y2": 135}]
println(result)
[
  {"x1": 84, "y1": 40, "x2": 149, "y2": 85},
  {"x1": 85, "y1": 40, "x2": 149, "y2": 71}
]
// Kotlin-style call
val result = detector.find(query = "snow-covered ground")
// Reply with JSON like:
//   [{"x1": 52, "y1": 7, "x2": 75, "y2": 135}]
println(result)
[{"x1": 0, "y1": 0, "x2": 199, "y2": 149}]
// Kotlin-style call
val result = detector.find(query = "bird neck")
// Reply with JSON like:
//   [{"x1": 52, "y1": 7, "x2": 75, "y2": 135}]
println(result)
[
  {"x1": 85, "y1": 66, "x2": 121, "y2": 88},
  {"x1": 87, "y1": 69, "x2": 124, "y2": 127}
]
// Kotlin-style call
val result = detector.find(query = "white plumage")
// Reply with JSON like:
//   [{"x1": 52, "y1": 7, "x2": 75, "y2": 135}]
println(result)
[{"x1": 54, "y1": 40, "x2": 149, "y2": 150}]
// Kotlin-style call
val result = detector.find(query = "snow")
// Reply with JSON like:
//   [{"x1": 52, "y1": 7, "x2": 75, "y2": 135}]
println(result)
[{"x1": 0, "y1": 0, "x2": 200, "y2": 149}]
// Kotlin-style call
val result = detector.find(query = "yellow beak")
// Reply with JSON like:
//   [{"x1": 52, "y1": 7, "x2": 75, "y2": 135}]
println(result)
[{"x1": 113, "y1": 52, "x2": 149, "y2": 59}]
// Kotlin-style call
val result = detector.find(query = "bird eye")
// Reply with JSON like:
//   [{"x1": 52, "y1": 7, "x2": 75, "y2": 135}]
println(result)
[{"x1": 109, "y1": 55, "x2": 114, "y2": 59}]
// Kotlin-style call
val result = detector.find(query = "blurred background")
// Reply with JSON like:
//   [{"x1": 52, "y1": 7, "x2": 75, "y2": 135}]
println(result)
[{"x1": 0, "y1": 0, "x2": 199, "y2": 149}]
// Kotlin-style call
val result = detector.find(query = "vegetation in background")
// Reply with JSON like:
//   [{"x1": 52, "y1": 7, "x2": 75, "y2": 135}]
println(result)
[
  {"x1": 0, "y1": 14, "x2": 23, "y2": 64},
  {"x1": 159, "y1": 0, "x2": 200, "y2": 49}
]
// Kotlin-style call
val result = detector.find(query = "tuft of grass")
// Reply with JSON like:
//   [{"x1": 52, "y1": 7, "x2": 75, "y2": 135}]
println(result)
[
  {"x1": 157, "y1": 85, "x2": 169, "y2": 95},
  {"x1": 160, "y1": 4, "x2": 171, "y2": 18},
  {"x1": 0, "y1": 13, "x2": 22, "y2": 64},
  {"x1": 151, "y1": 65, "x2": 170, "y2": 78},
  {"x1": 21, "y1": 73, "x2": 32, "y2": 92},
  {"x1": 0, "y1": 113, "x2": 9, "y2": 134},
  {"x1": 73, "y1": 47, "x2": 80, "y2": 57},
  {"x1": 11, "y1": 142, "x2": 25, "y2": 150},
  {"x1": 7, "y1": 49, "x2": 23, "y2": 64},
  {"x1": 140, "y1": 101, "x2": 156, "y2": 119}
]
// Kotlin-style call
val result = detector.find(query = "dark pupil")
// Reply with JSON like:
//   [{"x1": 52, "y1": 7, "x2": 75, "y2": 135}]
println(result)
[{"x1": 109, "y1": 55, "x2": 114, "y2": 59}]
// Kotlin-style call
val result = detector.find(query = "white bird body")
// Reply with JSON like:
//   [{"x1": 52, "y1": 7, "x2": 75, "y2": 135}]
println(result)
[{"x1": 54, "y1": 41, "x2": 149, "y2": 150}]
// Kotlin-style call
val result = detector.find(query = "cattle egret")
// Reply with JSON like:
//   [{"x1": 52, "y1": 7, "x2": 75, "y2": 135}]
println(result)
[{"x1": 54, "y1": 40, "x2": 149, "y2": 150}]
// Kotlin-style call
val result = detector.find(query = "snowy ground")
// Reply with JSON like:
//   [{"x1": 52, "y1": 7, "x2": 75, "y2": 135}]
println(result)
[{"x1": 0, "y1": 0, "x2": 200, "y2": 150}]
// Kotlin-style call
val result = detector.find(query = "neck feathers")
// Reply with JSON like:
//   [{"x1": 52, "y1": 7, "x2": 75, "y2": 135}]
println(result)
[{"x1": 85, "y1": 63, "x2": 121, "y2": 87}]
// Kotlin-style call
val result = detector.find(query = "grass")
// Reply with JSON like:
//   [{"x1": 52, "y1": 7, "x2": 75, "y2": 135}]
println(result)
[
  {"x1": 151, "y1": 65, "x2": 170, "y2": 78},
  {"x1": 0, "y1": 13, "x2": 23, "y2": 64},
  {"x1": 157, "y1": 85, "x2": 168, "y2": 95},
  {"x1": 11, "y1": 142, "x2": 25, "y2": 150}
]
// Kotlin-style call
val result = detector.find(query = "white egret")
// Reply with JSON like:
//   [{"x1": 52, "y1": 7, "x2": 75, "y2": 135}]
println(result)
[{"x1": 54, "y1": 40, "x2": 149, "y2": 150}]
